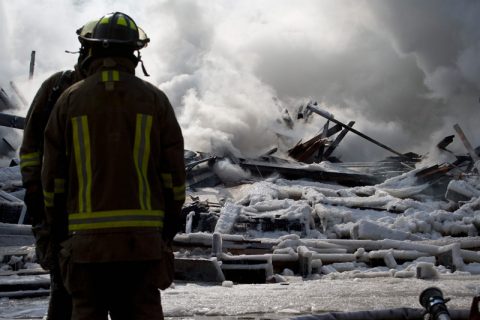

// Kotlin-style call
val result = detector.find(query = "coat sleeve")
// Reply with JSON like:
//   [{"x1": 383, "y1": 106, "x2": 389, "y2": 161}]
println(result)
[
  {"x1": 20, "y1": 72, "x2": 62, "y2": 225},
  {"x1": 20, "y1": 72, "x2": 62, "y2": 188},
  {"x1": 41, "y1": 92, "x2": 69, "y2": 243},
  {"x1": 158, "y1": 92, "x2": 186, "y2": 241}
]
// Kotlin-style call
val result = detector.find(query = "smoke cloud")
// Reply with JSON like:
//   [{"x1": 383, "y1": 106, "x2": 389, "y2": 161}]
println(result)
[{"x1": 0, "y1": 0, "x2": 478, "y2": 161}]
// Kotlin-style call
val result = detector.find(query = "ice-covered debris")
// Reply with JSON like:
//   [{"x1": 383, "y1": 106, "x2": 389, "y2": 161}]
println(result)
[
  {"x1": 0, "y1": 166, "x2": 21, "y2": 186},
  {"x1": 393, "y1": 270, "x2": 416, "y2": 278},
  {"x1": 282, "y1": 268, "x2": 295, "y2": 276},
  {"x1": 445, "y1": 177, "x2": 480, "y2": 202},
  {"x1": 319, "y1": 191, "x2": 393, "y2": 209},
  {"x1": 221, "y1": 280, "x2": 234, "y2": 287},
  {"x1": 0, "y1": 264, "x2": 10, "y2": 271},
  {"x1": 214, "y1": 202, "x2": 242, "y2": 234},
  {"x1": 463, "y1": 263, "x2": 480, "y2": 275},
  {"x1": 375, "y1": 169, "x2": 431, "y2": 198},
  {"x1": 328, "y1": 262, "x2": 358, "y2": 272},
  {"x1": 275, "y1": 239, "x2": 304, "y2": 250},
  {"x1": 236, "y1": 181, "x2": 291, "y2": 205},
  {"x1": 352, "y1": 220, "x2": 424, "y2": 241},
  {"x1": 415, "y1": 262, "x2": 439, "y2": 279},
  {"x1": 266, "y1": 274, "x2": 287, "y2": 283},
  {"x1": 307, "y1": 161, "x2": 364, "y2": 174},
  {"x1": 244, "y1": 199, "x2": 293, "y2": 213}
]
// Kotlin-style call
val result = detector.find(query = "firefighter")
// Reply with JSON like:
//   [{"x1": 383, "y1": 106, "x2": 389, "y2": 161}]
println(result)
[
  {"x1": 19, "y1": 21, "x2": 96, "y2": 317},
  {"x1": 41, "y1": 12, "x2": 186, "y2": 320}
]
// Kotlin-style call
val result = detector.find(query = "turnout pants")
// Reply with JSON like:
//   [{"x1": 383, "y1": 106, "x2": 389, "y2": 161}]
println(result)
[
  {"x1": 47, "y1": 259, "x2": 72, "y2": 320},
  {"x1": 65, "y1": 261, "x2": 165, "y2": 320}
]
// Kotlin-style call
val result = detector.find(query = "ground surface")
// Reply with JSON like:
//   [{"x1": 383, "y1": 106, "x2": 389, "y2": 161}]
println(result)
[{"x1": 0, "y1": 274, "x2": 478, "y2": 319}]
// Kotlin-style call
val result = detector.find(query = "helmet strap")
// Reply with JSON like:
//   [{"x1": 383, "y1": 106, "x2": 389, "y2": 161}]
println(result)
[{"x1": 137, "y1": 50, "x2": 150, "y2": 77}]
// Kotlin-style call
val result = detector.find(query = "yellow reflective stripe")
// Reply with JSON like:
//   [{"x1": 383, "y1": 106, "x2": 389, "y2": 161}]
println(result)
[
  {"x1": 117, "y1": 15, "x2": 127, "y2": 26},
  {"x1": 70, "y1": 220, "x2": 163, "y2": 231},
  {"x1": 101, "y1": 70, "x2": 120, "y2": 82},
  {"x1": 68, "y1": 209, "x2": 164, "y2": 231},
  {"x1": 100, "y1": 17, "x2": 110, "y2": 24},
  {"x1": 133, "y1": 116, "x2": 142, "y2": 207},
  {"x1": 69, "y1": 209, "x2": 164, "y2": 220},
  {"x1": 133, "y1": 114, "x2": 153, "y2": 210},
  {"x1": 20, "y1": 159, "x2": 41, "y2": 169},
  {"x1": 20, "y1": 152, "x2": 41, "y2": 161},
  {"x1": 173, "y1": 184, "x2": 186, "y2": 201},
  {"x1": 72, "y1": 116, "x2": 92, "y2": 213},
  {"x1": 43, "y1": 191, "x2": 54, "y2": 207},
  {"x1": 143, "y1": 116, "x2": 153, "y2": 209},
  {"x1": 82, "y1": 117, "x2": 92, "y2": 212},
  {"x1": 101, "y1": 71, "x2": 109, "y2": 82},
  {"x1": 20, "y1": 152, "x2": 41, "y2": 169},
  {"x1": 43, "y1": 191, "x2": 54, "y2": 198},
  {"x1": 161, "y1": 173, "x2": 173, "y2": 188},
  {"x1": 54, "y1": 179, "x2": 66, "y2": 193}
]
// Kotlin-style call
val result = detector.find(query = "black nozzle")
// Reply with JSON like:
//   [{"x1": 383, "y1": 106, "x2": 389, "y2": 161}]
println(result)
[{"x1": 419, "y1": 287, "x2": 451, "y2": 320}]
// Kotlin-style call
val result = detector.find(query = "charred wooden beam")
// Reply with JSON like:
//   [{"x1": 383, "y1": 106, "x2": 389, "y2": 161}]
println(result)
[
  {"x1": 288, "y1": 122, "x2": 346, "y2": 163},
  {"x1": 437, "y1": 135, "x2": 454, "y2": 151},
  {"x1": 415, "y1": 163, "x2": 454, "y2": 183},
  {"x1": 0, "y1": 113, "x2": 25, "y2": 130},
  {"x1": 29, "y1": 51, "x2": 36, "y2": 80},
  {"x1": 313, "y1": 120, "x2": 331, "y2": 162},
  {"x1": 323, "y1": 121, "x2": 355, "y2": 159}
]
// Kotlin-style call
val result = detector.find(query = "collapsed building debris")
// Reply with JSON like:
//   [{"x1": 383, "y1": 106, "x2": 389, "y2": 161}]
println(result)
[
  {"x1": 288, "y1": 121, "x2": 354, "y2": 163},
  {"x1": 0, "y1": 105, "x2": 479, "y2": 292},
  {"x1": 0, "y1": 89, "x2": 14, "y2": 111},
  {"x1": 0, "y1": 113, "x2": 25, "y2": 130}
]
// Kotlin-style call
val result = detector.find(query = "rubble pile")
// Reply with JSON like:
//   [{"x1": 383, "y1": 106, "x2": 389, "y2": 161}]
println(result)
[{"x1": 0, "y1": 105, "x2": 479, "y2": 288}]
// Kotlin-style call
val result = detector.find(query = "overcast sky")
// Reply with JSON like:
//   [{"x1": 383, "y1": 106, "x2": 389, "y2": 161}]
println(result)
[{"x1": 1, "y1": 0, "x2": 479, "y2": 161}]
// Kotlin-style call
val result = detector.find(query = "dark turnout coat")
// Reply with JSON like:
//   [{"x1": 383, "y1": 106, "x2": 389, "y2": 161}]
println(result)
[
  {"x1": 20, "y1": 70, "x2": 80, "y2": 223},
  {"x1": 42, "y1": 57, "x2": 186, "y2": 265}
]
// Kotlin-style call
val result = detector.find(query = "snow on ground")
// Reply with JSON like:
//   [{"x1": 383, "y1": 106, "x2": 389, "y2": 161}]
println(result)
[
  {"x1": 1, "y1": 163, "x2": 480, "y2": 318},
  {"x1": 1, "y1": 275, "x2": 479, "y2": 319}
]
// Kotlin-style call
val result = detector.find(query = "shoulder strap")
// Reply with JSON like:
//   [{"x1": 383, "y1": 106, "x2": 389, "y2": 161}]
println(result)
[
  {"x1": 42, "y1": 70, "x2": 75, "y2": 131},
  {"x1": 44, "y1": 70, "x2": 73, "y2": 118},
  {"x1": 47, "y1": 70, "x2": 74, "y2": 107}
]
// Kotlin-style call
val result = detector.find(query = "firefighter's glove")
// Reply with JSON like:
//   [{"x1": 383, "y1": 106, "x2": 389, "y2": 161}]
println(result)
[{"x1": 31, "y1": 223, "x2": 54, "y2": 270}]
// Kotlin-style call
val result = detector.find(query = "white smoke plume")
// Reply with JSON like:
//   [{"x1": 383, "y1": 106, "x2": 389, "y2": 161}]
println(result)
[{"x1": 0, "y1": 0, "x2": 479, "y2": 161}]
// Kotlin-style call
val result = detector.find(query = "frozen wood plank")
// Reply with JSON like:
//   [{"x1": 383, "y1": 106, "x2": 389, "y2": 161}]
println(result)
[
  {"x1": 0, "y1": 288, "x2": 50, "y2": 299},
  {"x1": 0, "y1": 274, "x2": 50, "y2": 292}
]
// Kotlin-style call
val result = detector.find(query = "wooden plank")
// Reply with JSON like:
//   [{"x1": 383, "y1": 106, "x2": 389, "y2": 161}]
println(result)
[{"x1": 453, "y1": 123, "x2": 480, "y2": 162}]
